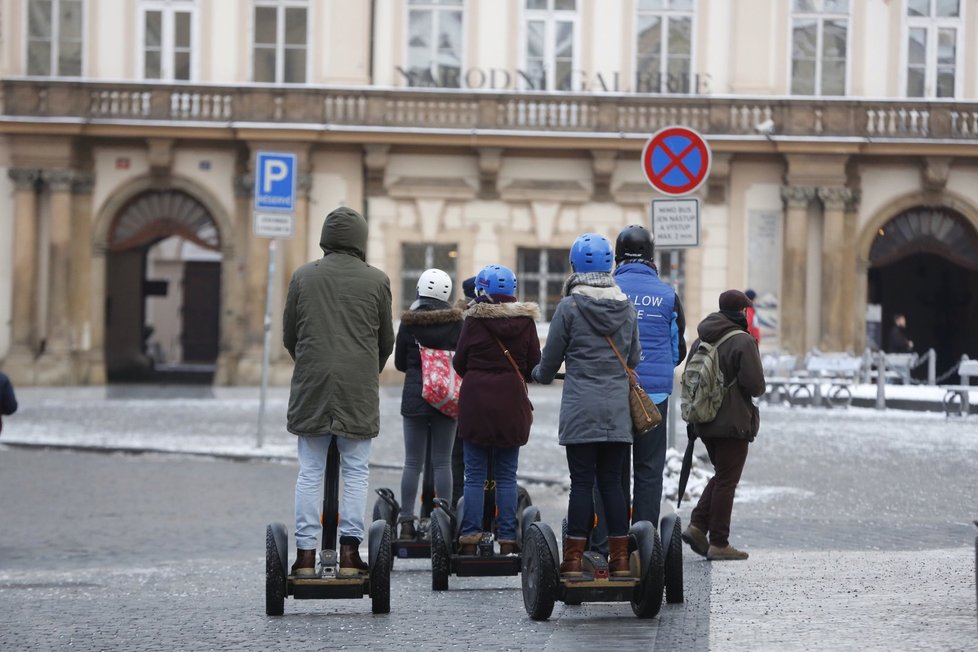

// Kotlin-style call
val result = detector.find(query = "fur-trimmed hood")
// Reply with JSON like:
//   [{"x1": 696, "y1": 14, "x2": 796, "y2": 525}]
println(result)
[
  {"x1": 464, "y1": 301, "x2": 541, "y2": 321},
  {"x1": 400, "y1": 306, "x2": 464, "y2": 327}
]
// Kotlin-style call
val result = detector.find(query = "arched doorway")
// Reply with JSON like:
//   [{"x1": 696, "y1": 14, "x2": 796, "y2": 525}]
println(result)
[
  {"x1": 104, "y1": 190, "x2": 222, "y2": 382},
  {"x1": 867, "y1": 207, "x2": 978, "y2": 371}
]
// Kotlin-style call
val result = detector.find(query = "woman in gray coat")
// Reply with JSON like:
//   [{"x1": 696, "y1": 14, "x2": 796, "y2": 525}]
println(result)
[{"x1": 532, "y1": 233, "x2": 640, "y2": 577}]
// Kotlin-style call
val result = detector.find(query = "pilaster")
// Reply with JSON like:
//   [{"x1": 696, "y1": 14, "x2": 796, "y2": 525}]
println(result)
[
  {"x1": 4, "y1": 168, "x2": 41, "y2": 384},
  {"x1": 780, "y1": 185, "x2": 816, "y2": 354},
  {"x1": 818, "y1": 186, "x2": 852, "y2": 352}
]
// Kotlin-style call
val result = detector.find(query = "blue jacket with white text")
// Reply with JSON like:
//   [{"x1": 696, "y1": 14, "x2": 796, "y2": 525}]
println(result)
[{"x1": 612, "y1": 262, "x2": 687, "y2": 401}]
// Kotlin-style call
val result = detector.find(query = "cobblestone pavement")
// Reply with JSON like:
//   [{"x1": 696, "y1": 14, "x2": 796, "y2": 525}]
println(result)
[{"x1": 2, "y1": 386, "x2": 978, "y2": 649}]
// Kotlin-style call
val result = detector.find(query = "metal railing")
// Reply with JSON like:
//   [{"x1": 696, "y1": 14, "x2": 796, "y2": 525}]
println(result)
[{"x1": 5, "y1": 79, "x2": 978, "y2": 141}]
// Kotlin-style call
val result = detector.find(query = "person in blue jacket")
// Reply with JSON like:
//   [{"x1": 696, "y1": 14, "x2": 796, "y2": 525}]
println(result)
[{"x1": 611, "y1": 224, "x2": 686, "y2": 528}]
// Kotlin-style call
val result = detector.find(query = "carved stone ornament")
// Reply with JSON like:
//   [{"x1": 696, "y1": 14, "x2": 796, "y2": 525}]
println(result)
[
  {"x1": 7, "y1": 168, "x2": 40, "y2": 190},
  {"x1": 780, "y1": 185, "x2": 816, "y2": 209},
  {"x1": 72, "y1": 172, "x2": 95, "y2": 195},
  {"x1": 41, "y1": 169, "x2": 76, "y2": 193},
  {"x1": 817, "y1": 186, "x2": 852, "y2": 212},
  {"x1": 921, "y1": 156, "x2": 952, "y2": 193}
]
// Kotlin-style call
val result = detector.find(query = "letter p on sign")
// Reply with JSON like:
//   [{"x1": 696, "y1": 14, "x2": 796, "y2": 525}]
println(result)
[{"x1": 254, "y1": 152, "x2": 297, "y2": 213}]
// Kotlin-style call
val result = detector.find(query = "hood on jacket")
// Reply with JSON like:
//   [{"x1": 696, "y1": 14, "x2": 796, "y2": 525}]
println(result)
[
  {"x1": 464, "y1": 301, "x2": 541, "y2": 339},
  {"x1": 571, "y1": 285, "x2": 632, "y2": 336},
  {"x1": 697, "y1": 311, "x2": 747, "y2": 344},
  {"x1": 400, "y1": 302, "x2": 464, "y2": 348},
  {"x1": 320, "y1": 206, "x2": 367, "y2": 261}
]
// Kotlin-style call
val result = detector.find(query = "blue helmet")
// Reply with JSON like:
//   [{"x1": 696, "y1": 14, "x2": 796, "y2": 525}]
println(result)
[
  {"x1": 476, "y1": 264, "x2": 517, "y2": 296},
  {"x1": 569, "y1": 233, "x2": 614, "y2": 273}
]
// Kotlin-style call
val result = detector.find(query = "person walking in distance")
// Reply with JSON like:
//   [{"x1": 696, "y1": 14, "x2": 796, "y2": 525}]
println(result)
[
  {"x1": 888, "y1": 313, "x2": 914, "y2": 353},
  {"x1": 681, "y1": 290, "x2": 765, "y2": 561},
  {"x1": 0, "y1": 371, "x2": 17, "y2": 435},
  {"x1": 393, "y1": 268, "x2": 464, "y2": 540},
  {"x1": 453, "y1": 265, "x2": 540, "y2": 555},
  {"x1": 283, "y1": 206, "x2": 395, "y2": 577},
  {"x1": 611, "y1": 224, "x2": 687, "y2": 530},
  {"x1": 533, "y1": 234, "x2": 641, "y2": 577},
  {"x1": 744, "y1": 289, "x2": 761, "y2": 344}
]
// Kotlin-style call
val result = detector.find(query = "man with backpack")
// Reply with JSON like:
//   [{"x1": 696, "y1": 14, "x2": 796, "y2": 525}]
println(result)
[{"x1": 679, "y1": 290, "x2": 765, "y2": 561}]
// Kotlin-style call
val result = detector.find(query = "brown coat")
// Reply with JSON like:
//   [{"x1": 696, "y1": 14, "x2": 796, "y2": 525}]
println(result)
[
  {"x1": 687, "y1": 312, "x2": 766, "y2": 441},
  {"x1": 453, "y1": 299, "x2": 542, "y2": 448}
]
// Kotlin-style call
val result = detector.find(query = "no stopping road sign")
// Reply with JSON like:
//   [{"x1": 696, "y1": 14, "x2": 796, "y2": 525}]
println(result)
[{"x1": 641, "y1": 126, "x2": 712, "y2": 196}]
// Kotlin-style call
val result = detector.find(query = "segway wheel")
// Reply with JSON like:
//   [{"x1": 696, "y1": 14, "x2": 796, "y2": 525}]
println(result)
[
  {"x1": 370, "y1": 523, "x2": 393, "y2": 615},
  {"x1": 522, "y1": 524, "x2": 558, "y2": 621},
  {"x1": 664, "y1": 517, "x2": 684, "y2": 604},
  {"x1": 517, "y1": 485, "x2": 532, "y2": 511},
  {"x1": 630, "y1": 525, "x2": 664, "y2": 618},
  {"x1": 430, "y1": 514, "x2": 450, "y2": 591},
  {"x1": 265, "y1": 524, "x2": 287, "y2": 616}
]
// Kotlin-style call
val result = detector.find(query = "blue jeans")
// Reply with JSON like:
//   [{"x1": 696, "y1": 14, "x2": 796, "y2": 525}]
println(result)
[
  {"x1": 400, "y1": 414, "x2": 456, "y2": 520},
  {"x1": 460, "y1": 442, "x2": 520, "y2": 541},
  {"x1": 295, "y1": 434, "x2": 372, "y2": 550}
]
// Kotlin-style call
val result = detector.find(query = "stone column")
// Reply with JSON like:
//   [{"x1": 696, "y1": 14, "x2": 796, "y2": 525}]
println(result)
[
  {"x1": 40, "y1": 170, "x2": 75, "y2": 363},
  {"x1": 4, "y1": 169, "x2": 40, "y2": 383},
  {"x1": 214, "y1": 173, "x2": 252, "y2": 385},
  {"x1": 840, "y1": 192, "x2": 861, "y2": 352},
  {"x1": 780, "y1": 186, "x2": 815, "y2": 355},
  {"x1": 818, "y1": 186, "x2": 852, "y2": 352},
  {"x1": 237, "y1": 171, "x2": 269, "y2": 384},
  {"x1": 69, "y1": 173, "x2": 99, "y2": 383}
]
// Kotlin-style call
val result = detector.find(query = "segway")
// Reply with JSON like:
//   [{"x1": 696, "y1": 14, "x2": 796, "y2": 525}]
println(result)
[
  {"x1": 371, "y1": 433, "x2": 437, "y2": 563},
  {"x1": 522, "y1": 518, "x2": 663, "y2": 621},
  {"x1": 265, "y1": 438, "x2": 393, "y2": 616},
  {"x1": 428, "y1": 450, "x2": 538, "y2": 590}
]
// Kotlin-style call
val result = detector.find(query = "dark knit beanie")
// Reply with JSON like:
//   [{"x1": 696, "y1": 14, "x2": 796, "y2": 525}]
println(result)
[{"x1": 718, "y1": 289, "x2": 752, "y2": 311}]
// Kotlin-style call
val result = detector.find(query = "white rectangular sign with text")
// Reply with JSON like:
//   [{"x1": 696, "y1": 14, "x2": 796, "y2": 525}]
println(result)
[
  {"x1": 650, "y1": 198, "x2": 700, "y2": 248},
  {"x1": 253, "y1": 212, "x2": 295, "y2": 239}
]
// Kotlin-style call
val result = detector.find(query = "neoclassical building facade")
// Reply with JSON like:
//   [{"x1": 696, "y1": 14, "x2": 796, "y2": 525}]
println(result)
[{"x1": 2, "y1": 0, "x2": 978, "y2": 385}]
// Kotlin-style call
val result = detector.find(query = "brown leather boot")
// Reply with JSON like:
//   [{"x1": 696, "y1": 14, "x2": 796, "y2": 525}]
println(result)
[
  {"x1": 497, "y1": 540, "x2": 519, "y2": 555},
  {"x1": 458, "y1": 532, "x2": 482, "y2": 556},
  {"x1": 339, "y1": 543, "x2": 369, "y2": 576},
  {"x1": 560, "y1": 536, "x2": 587, "y2": 577},
  {"x1": 608, "y1": 536, "x2": 631, "y2": 577},
  {"x1": 291, "y1": 548, "x2": 317, "y2": 577}
]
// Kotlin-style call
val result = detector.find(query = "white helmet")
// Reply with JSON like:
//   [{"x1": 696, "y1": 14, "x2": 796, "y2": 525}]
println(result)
[{"x1": 416, "y1": 268, "x2": 453, "y2": 302}]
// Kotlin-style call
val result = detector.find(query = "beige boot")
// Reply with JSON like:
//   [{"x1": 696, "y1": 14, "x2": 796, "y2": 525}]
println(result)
[
  {"x1": 560, "y1": 536, "x2": 587, "y2": 577},
  {"x1": 608, "y1": 536, "x2": 631, "y2": 577},
  {"x1": 682, "y1": 525, "x2": 710, "y2": 557},
  {"x1": 707, "y1": 544, "x2": 749, "y2": 561},
  {"x1": 458, "y1": 532, "x2": 482, "y2": 556}
]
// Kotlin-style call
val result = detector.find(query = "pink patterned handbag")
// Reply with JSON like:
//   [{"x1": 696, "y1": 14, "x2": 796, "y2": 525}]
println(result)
[{"x1": 419, "y1": 346, "x2": 462, "y2": 418}]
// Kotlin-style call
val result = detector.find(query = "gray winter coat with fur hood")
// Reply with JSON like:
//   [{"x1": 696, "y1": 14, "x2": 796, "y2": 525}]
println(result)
[{"x1": 533, "y1": 285, "x2": 641, "y2": 446}]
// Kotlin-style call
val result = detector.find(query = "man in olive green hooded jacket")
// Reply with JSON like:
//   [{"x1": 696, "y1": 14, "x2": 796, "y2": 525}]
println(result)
[{"x1": 284, "y1": 206, "x2": 395, "y2": 576}]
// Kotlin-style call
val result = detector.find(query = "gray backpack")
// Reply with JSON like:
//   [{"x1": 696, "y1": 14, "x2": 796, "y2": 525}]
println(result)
[{"x1": 680, "y1": 330, "x2": 749, "y2": 425}]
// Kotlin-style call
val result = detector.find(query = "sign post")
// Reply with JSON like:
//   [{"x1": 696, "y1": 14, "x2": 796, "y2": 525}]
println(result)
[
  {"x1": 640, "y1": 126, "x2": 712, "y2": 451},
  {"x1": 254, "y1": 152, "x2": 297, "y2": 449}
]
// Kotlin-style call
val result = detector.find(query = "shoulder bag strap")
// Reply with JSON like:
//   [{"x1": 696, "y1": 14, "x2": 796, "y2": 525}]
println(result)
[
  {"x1": 605, "y1": 335, "x2": 639, "y2": 385},
  {"x1": 479, "y1": 319, "x2": 529, "y2": 395}
]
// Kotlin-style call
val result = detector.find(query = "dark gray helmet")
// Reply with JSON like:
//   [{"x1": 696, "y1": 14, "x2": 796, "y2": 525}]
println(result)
[{"x1": 615, "y1": 224, "x2": 655, "y2": 263}]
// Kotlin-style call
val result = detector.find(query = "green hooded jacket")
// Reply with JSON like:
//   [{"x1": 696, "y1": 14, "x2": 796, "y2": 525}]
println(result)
[{"x1": 283, "y1": 207, "x2": 395, "y2": 439}]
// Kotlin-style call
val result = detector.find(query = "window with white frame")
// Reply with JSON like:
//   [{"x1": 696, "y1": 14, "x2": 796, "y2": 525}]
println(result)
[
  {"x1": 635, "y1": 0, "x2": 694, "y2": 94},
  {"x1": 252, "y1": 0, "x2": 308, "y2": 83},
  {"x1": 401, "y1": 244, "x2": 458, "y2": 311},
  {"x1": 522, "y1": 0, "x2": 579, "y2": 91},
  {"x1": 517, "y1": 247, "x2": 570, "y2": 321},
  {"x1": 27, "y1": 0, "x2": 83, "y2": 76},
  {"x1": 406, "y1": 0, "x2": 463, "y2": 87},
  {"x1": 141, "y1": 1, "x2": 195, "y2": 81},
  {"x1": 790, "y1": 0, "x2": 849, "y2": 96},
  {"x1": 905, "y1": 0, "x2": 962, "y2": 98}
]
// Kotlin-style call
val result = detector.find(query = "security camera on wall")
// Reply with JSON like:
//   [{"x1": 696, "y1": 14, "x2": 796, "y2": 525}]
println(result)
[{"x1": 754, "y1": 118, "x2": 775, "y2": 135}]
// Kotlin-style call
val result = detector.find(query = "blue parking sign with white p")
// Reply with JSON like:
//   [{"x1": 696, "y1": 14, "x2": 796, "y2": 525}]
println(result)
[{"x1": 254, "y1": 152, "x2": 297, "y2": 212}]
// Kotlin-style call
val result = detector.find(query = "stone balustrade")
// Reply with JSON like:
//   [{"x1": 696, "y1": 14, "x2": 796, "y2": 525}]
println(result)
[{"x1": 4, "y1": 79, "x2": 978, "y2": 142}]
